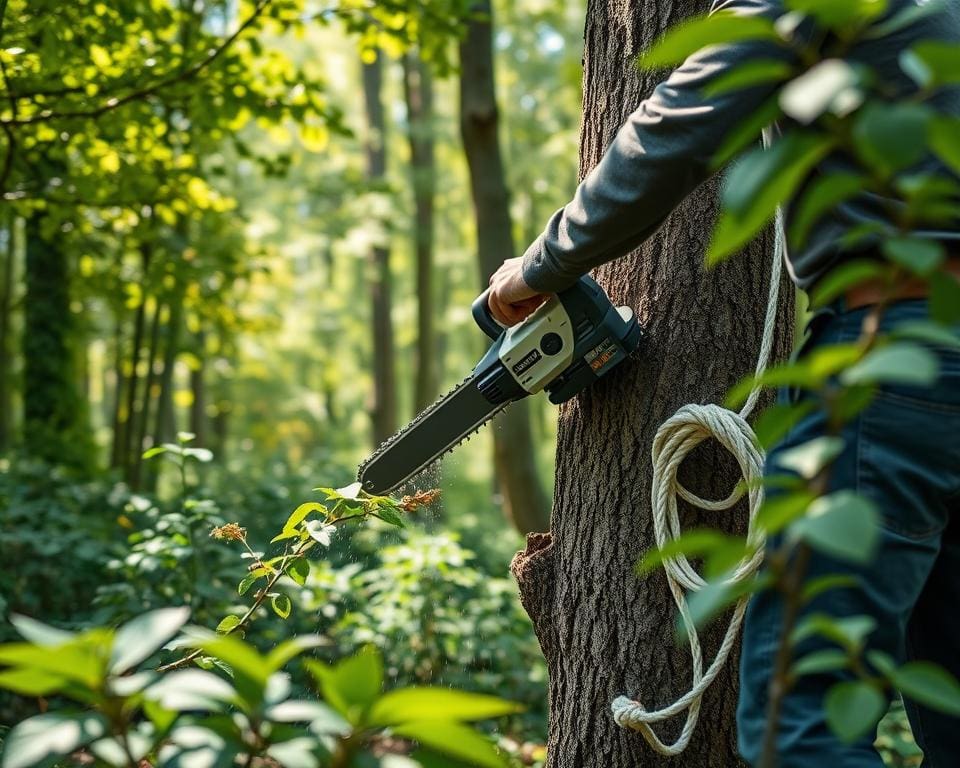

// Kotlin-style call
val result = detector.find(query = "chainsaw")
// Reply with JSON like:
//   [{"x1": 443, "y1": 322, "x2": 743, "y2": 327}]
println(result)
[{"x1": 357, "y1": 275, "x2": 643, "y2": 495}]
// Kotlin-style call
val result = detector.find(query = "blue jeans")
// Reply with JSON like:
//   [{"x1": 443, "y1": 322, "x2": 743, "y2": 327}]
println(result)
[{"x1": 737, "y1": 299, "x2": 960, "y2": 767}]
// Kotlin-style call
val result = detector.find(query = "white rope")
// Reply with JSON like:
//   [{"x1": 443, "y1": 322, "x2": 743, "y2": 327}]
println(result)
[{"x1": 610, "y1": 128, "x2": 785, "y2": 755}]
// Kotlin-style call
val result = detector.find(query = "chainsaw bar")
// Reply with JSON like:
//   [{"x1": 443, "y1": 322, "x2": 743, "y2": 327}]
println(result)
[{"x1": 357, "y1": 377, "x2": 512, "y2": 496}]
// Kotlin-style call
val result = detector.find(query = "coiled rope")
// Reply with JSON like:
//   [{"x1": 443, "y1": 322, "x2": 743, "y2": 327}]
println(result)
[{"x1": 610, "y1": 128, "x2": 785, "y2": 755}]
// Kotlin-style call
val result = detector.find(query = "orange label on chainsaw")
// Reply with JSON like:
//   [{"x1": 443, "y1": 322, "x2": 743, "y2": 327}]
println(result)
[{"x1": 585, "y1": 339, "x2": 622, "y2": 374}]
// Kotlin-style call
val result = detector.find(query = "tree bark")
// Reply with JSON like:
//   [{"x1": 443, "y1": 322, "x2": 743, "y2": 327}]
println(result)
[
  {"x1": 362, "y1": 50, "x2": 398, "y2": 445},
  {"x1": 403, "y1": 50, "x2": 439, "y2": 413},
  {"x1": 22, "y1": 212, "x2": 90, "y2": 469},
  {"x1": 510, "y1": 1, "x2": 794, "y2": 765},
  {"x1": 0, "y1": 215, "x2": 15, "y2": 453},
  {"x1": 459, "y1": 0, "x2": 551, "y2": 535}
]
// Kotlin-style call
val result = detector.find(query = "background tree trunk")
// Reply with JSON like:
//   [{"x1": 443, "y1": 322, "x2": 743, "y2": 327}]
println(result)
[
  {"x1": 22, "y1": 213, "x2": 90, "y2": 469},
  {"x1": 0, "y1": 215, "x2": 16, "y2": 454},
  {"x1": 511, "y1": 1, "x2": 795, "y2": 765},
  {"x1": 362, "y1": 50, "x2": 398, "y2": 445},
  {"x1": 403, "y1": 50, "x2": 439, "y2": 413},
  {"x1": 459, "y1": 0, "x2": 550, "y2": 535}
]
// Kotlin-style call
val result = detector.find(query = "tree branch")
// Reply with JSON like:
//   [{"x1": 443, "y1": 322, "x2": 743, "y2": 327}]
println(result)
[{"x1": 2, "y1": 0, "x2": 274, "y2": 127}]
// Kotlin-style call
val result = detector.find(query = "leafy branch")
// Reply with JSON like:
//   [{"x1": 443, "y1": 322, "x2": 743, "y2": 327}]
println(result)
[{"x1": 0, "y1": 0, "x2": 275, "y2": 127}]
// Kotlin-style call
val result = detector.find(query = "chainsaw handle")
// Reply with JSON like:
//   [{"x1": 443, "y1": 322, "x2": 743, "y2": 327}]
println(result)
[{"x1": 472, "y1": 289, "x2": 504, "y2": 340}]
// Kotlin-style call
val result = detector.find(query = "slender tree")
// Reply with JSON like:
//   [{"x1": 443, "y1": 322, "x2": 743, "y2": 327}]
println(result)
[
  {"x1": 511, "y1": 0, "x2": 794, "y2": 764},
  {"x1": 0, "y1": 215, "x2": 15, "y2": 453},
  {"x1": 459, "y1": 0, "x2": 550, "y2": 535},
  {"x1": 362, "y1": 49, "x2": 398, "y2": 445},
  {"x1": 403, "y1": 49, "x2": 439, "y2": 412},
  {"x1": 22, "y1": 212, "x2": 91, "y2": 469}
]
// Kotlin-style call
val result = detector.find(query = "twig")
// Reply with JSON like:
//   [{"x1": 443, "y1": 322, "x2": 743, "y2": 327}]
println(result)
[{"x1": 2, "y1": 0, "x2": 275, "y2": 127}]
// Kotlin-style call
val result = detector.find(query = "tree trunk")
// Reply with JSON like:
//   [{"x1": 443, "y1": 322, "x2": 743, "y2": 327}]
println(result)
[
  {"x1": 118, "y1": 246, "x2": 151, "y2": 481},
  {"x1": 362, "y1": 50, "x2": 398, "y2": 445},
  {"x1": 189, "y1": 332, "x2": 207, "y2": 447},
  {"x1": 130, "y1": 296, "x2": 163, "y2": 490},
  {"x1": 510, "y1": 1, "x2": 794, "y2": 765},
  {"x1": 22, "y1": 213, "x2": 90, "y2": 469},
  {"x1": 459, "y1": 1, "x2": 551, "y2": 535},
  {"x1": 403, "y1": 50, "x2": 439, "y2": 413},
  {"x1": 0, "y1": 215, "x2": 15, "y2": 453}
]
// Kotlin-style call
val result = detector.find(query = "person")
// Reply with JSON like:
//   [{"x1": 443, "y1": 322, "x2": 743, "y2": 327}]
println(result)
[{"x1": 482, "y1": 0, "x2": 960, "y2": 765}]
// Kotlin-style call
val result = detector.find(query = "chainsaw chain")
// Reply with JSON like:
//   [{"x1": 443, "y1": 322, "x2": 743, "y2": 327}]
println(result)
[{"x1": 357, "y1": 376, "x2": 484, "y2": 486}]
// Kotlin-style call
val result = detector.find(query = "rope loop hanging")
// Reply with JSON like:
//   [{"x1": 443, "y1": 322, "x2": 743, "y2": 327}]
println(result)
[{"x1": 610, "y1": 128, "x2": 785, "y2": 755}]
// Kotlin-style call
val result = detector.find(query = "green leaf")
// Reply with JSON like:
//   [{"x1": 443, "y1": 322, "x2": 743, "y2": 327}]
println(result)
[
  {"x1": 786, "y1": 0, "x2": 889, "y2": 29},
  {"x1": 702, "y1": 59, "x2": 793, "y2": 98},
  {"x1": 189, "y1": 633, "x2": 270, "y2": 706},
  {"x1": 306, "y1": 645, "x2": 384, "y2": 724},
  {"x1": 266, "y1": 635, "x2": 328, "y2": 672},
  {"x1": 216, "y1": 615, "x2": 242, "y2": 634},
  {"x1": 1, "y1": 713, "x2": 108, "y2": 768},
  {"x1": 780, "y1": 59, "x2": 861, "y2": 125},
  {"x1": 773, "y1": 436, "x2": 844, "y2": 479},
  {"x1": 710, "y1": 133, "x2": 833, "y2": 263},
  {"x1": 930, "y1": 117, "x2": 960, "y2": 176},
  {"x1": 907, "y1": 40, "x2": 960, "y2": 87},
  {"x1": 9, "y1": 614, "x2": 74, "y2": 646},
  {"x1": 0, "y1": 640, "x2": 105, "y2": 688},
  {"x1": 266, "y1": 700, "x2": 350, "y2": 732},
  {"x1": 145, "y1": 669, "x2": 236, "y2": 711},
  {"x1": 866, "y1": 0, "x2": 947, "y2": 38},
  {"x1": 930, "y1": 272, "x2": 960, "y2": 324},
  {"x1": 637, "y1": 529, "x2": 731, "y2": 576},
  {"x1": 89, "y1": 44, "x2": 112, "y2": 69},
  {"x1": 0, "y1": 668, "x2": 68, "y2": 696},
  {"x1": 881, "y1": 237, "x2": 945, "y2": 276},
  {"x1": 110, "y1": 607, "x2": 191, "y2": 674},
  {"x1": 791, "y1": 491, "x2": 879, "y2": 565},
  {"x1": 286, "y1": 557, "x2": 310, "y2": 586},
  {"x1": 182, "y1": 447, "x2": 214, "y2": 462},
  {"x1": 889, "y1": 662, "x2": 960, "y2": 716},
  {"x1": 274, "y1": 502, "x2": 326, "y2": 542},
  {"x1": 809, "y1": 260, "x2": 886, "y2": 308},
  {"x1": 852, "y1": 103, "x2": 932, "y2": 178},
  {"x1": 789, "y1": 173, "x2": 868, "y2": 251},
  {"x1": 841, "y1": 343, "x2": 940, "y2": 387},
  {"x1": 791, "y1": 649, "x2": 849, "y2": 678},
  {"x1": 639, "y1": 11, "x2": 780, "y2": 68},
  {"x1": 757, "y1": 491, "x2": 816, "y2": 534},
  {"x1": 801, "y1": 574, "x2": 859, "y2": 602},
  {"x1": 824, "y1": 681, "x2": 887, "y2": 743},
  {"x1": 238, "y1": 572, "x2": 260, "y2": 596},
  {"x1": 271, "y1": 594, "x2": 292, "y2": 619},
  {"x1": 891, "y1": 320, "x2": 960, "y2": 351},
  {"x1": 141, "y1": 445, "x2": 168, "y2": 460},
  {"x1": 392, "y1": 721, "x2": 509, "y2": 768},
  {"x1": 376, "y1": 506, "x2": 405, "y2": 528},
  {"x1": 368, "y1": 688, "x2": 523, "y2": 727},
  {"x1": 792, "y1": 613, "x2": 877, "y2": 652},
  {"x1": 711, "y1": 95, "x2": 782, "y2": 169}
]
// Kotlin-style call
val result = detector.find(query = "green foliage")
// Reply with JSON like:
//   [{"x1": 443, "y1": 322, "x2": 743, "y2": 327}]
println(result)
[
  {"x1": 634, "y1": 0, "x2": 960, "y2": 756},
  {"x1": 0, "y1": 612, "x2": 518, "y2": 768}
]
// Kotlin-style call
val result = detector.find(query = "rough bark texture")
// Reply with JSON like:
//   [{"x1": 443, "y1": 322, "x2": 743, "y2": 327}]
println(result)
[
  {"x1": 403, "y1": 50, "x2": 439, "y2": 413},
  {"x1": 459, "y1": 1, "x2": 550, "y2": 535},
  {"x1": 362, "y1": 52, "x2": 398, "y2": 446},
  {"x1": 511, "y1": 1, "x2": 795, "y2": 765}
]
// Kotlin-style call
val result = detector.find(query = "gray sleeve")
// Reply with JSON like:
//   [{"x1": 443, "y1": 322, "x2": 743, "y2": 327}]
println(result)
[{"x1": 521, "y1": 0, "x2": 791, "y2": 293}]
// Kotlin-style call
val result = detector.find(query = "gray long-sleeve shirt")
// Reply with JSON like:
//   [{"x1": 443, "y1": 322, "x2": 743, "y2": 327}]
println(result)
[{"x1": 521, "y1": 0, "x2": 960, "y2": 294}]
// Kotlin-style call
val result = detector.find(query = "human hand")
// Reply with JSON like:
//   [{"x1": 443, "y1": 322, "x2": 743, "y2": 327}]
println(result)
[{"x1": 486, "y1": 257, "x2": 548, "y2": 327}]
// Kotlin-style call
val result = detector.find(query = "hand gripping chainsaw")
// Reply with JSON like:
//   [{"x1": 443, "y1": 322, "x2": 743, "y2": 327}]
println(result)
[{"x1": 357, "y1": 276, "x2": 643, "y2": 495}]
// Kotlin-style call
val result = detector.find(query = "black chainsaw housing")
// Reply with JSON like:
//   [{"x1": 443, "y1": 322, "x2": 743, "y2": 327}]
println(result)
[{"x1": 471, "y1": 276, "x2": 642, "y2": 406}]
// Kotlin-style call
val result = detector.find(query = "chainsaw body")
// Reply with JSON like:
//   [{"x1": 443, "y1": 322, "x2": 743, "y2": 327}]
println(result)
[{"x1": 357, "y1": 275, "x2": 642, "y2": 495}]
